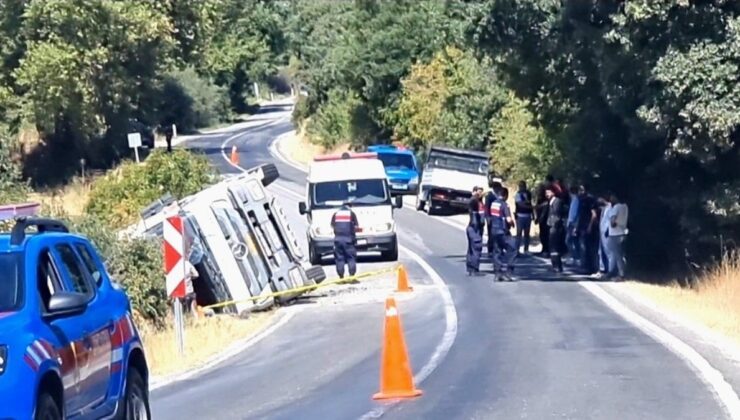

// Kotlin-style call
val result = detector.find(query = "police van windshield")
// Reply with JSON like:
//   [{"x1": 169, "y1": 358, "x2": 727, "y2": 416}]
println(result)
[
  {"x1": 311, "y1": 179, "x2": 389, "y2": 208},
  {"x1": 427, "y1": 153, "x2": 488, "y2": 174},
  {"x1": 377, "y1": 153, "x2": 415, "y2": 171},
  {"x1": 0, "y1": 253, "x2": 22, "y2": 312}
]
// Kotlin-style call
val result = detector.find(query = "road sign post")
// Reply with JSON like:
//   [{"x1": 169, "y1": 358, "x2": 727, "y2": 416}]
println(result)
[
  {"x1": 164, "y1": 215, "x2": 188, "y2": 356},
  {"x1": 127, "y1": 132, "x2": 142, "y2": 163}
]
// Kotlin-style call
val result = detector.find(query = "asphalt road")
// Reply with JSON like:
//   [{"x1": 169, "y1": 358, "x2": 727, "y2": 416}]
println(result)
[{"x1": 150, "y1": 102, "x2": 733, "y2": 419}]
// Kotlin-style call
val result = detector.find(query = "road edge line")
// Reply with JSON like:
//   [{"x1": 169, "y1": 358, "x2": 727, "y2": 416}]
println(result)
[
  {"x1": 149, "y1": 309, "x2": 299, "y2": 391},
  {"x1": 579, "y1": 281, "x2": 740, "y2": 419}
]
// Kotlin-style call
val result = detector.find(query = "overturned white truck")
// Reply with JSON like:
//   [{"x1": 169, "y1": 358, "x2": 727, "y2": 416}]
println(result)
[{"x1": 127, "y1": 163, "x2": 325, "y2": 316}]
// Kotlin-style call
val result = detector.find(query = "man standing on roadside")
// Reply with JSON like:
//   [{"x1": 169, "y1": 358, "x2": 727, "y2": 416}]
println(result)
[
  {"x1": 514, "y1": 181, "x2": 533, "y2": 255},
  {"x1": 566, "y1": 185, "x2": 581, "y2": 265},
  {"x1": 466, "y1": 186, "x2": 486, "y2": 276},
  {"x1": 578, "y1": 184, "x2": 599, "y2": 275},
  {"x1": 546, "y1": 187, "x2": 567, "y2": 273},
  {"x1": 489, "y1": 186, "x2": 516, "y2": 279},
  {"x1": 535, "y1": 175, "x2": 555, "y2": 256},
  {"x1": 331, "y1": 202, "x2": 359, "y2": 279},
  {"x1": 606, "y1": 192, "x2": 629, "y2": 280},
  {"x1": 595, "y1": 194, "x2": 612, "y2": 278},
  {"x1": 485, "y1": 180, "x2": 502, "y2": 256}
]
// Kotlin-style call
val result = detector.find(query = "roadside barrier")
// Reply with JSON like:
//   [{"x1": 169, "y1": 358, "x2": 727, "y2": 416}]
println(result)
[
  {"x1": 199, "y1": 263, "x2": 408, "y2": 312},
  {"x1": 373, "y1": 296, "x2": 422, "y2": 400}
]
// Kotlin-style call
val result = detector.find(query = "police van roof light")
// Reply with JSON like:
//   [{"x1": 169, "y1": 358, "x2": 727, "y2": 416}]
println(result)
[{"x1": 314, "y1": 152, "x2": 378, "y2": 162}]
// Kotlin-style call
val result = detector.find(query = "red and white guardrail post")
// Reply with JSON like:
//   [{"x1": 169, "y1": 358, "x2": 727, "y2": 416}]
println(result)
[{"x1": 164, "y1": 215, "x2": 187, "y2": 356}]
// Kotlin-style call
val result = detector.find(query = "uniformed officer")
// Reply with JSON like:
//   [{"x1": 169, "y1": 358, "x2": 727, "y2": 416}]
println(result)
[
  {"x1": 331, "y1": 202, "x2": 359, "y2": 279},
  {"x1": 484, "y1": 180, "x2": 503, "y2": 256},
  {"x1": 489, "y1": 186, "x2": 516, "y2": 280},
  {"x1": 466, "y1": 186, "x2": 486, "y2": 276}
]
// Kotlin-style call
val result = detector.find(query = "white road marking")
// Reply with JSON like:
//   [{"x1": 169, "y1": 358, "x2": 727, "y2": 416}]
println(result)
[
  {"x1": 150, "y1": 309, "x2": 299, "y2": 390},
  {"x1": 581, "y1": 282, "x2": 740, "y2": 420}
]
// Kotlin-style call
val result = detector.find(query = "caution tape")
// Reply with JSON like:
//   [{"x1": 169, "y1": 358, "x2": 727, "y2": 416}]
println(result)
[{"x1": 200, "y1": 264, "x2": 401, "y2": 311}]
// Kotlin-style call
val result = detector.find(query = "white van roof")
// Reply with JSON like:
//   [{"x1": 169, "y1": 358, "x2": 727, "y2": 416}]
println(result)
[{"x1": 308, "y1": 157, "x2": 386, "y2": 183}]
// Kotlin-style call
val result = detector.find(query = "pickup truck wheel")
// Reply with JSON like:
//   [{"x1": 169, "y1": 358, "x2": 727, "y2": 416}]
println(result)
[
  {"x1": 35, "y1": 392, "x2": 61, "y2": 420},
  {"x1": 119, "y1": 368, "x2": 150, "y2": 420},
  {"x1": 415, "y1": 196, "x2": 425, "y2": 211},
  {"x1": 308, "y1": 241, "x2": 322, "y2": 266},
  {"x1": 427, "y1": 199, "x2": 438, "y2": 216}
]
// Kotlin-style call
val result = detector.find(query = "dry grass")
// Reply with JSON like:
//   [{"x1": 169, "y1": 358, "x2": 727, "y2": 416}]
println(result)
[
  {"x1": 140, "y1": 312, "x2": 276, "y2": 377},
  {"x1": 29, "y1": 177, "x2": 93, "y2": 217},
  {"x1": 626, "y1": 252, "x2": 740, "y2": 347}
]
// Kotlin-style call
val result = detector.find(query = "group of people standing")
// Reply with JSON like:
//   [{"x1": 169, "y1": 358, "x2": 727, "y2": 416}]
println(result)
[{"x1": 466, "y1": 175, "x2": 629, "y2": 280}]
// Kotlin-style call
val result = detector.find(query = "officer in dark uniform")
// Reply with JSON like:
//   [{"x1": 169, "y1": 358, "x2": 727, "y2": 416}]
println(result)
[
  {"x1": 466, "y1": 186, "x2": 486, "y2": 276},
  {"x1": 331, "y1": 202, "x2": 359, "y2": 279}
]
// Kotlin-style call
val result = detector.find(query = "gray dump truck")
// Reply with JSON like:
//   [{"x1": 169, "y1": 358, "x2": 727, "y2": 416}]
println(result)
[{"x1": 128, "y1": 163, "x2": 325, "y2": 316}]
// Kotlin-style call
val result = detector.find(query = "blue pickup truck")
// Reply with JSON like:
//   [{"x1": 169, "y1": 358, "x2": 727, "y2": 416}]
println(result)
[
  {"x1": 367, "y1": 144, "x2": 420, "y2": 196},
  {"x1": 0, "y1": 215, "x2": 149, "y2": 419}
]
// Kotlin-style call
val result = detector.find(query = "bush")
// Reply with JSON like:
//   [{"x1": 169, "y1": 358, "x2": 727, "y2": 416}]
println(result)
[
  {"x1": 306, "y1": 89, "x2": 365, "y2": 149},
  {"x1": 86, "y1": 149, "x2": 215, "y2": 228},
  {"x1": 159, "y1": 67, "x2": 232, "y2": 133},
  {"x1": 73, "y1": 216, "x2": 168, "y2": 326}
]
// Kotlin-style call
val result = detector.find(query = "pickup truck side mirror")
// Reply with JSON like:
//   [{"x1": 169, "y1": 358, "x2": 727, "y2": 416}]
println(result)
[
  {"x1": 298, "y1": 202, "x2": 307, "y2": 215},
  {"x1": 47, "y1": 292, "x2": 88, "y2": 317},
  {"x1": 393, "y1": 196, "x2": 403, "y2": 209}
]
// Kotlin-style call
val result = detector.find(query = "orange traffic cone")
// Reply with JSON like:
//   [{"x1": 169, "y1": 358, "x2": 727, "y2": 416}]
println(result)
[
  {"x1": 230, "y1": 145, "x2": 239, "y2": 165},
  {"x1": 372, "y1": 297, "x2": 422, "y2": 400},
  {"x1": 396, "y1": 265, "x2": 413, "y2": 292}
]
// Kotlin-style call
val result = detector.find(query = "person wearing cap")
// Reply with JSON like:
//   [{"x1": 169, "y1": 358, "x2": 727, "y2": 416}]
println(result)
[
  {"x1": 466, "y1": 186, "x2": 486, "y2": 276},
  {"x1": 331, "y1": 202, "x2": 359, "y2": 279}
]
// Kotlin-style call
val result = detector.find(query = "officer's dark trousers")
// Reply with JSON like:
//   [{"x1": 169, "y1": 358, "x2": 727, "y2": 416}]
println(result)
[
  {"x1": 334, "y1": 240, "x2": 357, "y2": 278},
  {"x1": 549, "y1": 224, "x2": 565, "y2": 272},
  {"x1": 466, "y1": 226, "x2": 483, "y2": 273},
  {"x1": 539, "y1": 220, "x2": 550, "y2": 254}
]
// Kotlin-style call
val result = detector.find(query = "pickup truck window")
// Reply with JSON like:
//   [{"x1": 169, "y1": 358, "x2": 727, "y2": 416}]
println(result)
[
  {"x1": 312, "y1": 179, "x2": 389, "y2": 208},
  {"x1": 0, "y1": 253, "x2": 22, "y2": 312},
  {"x1": 37, "y1": 251, "x2": 63, "y2": 312},
  {"x1": 55, "y1": 244, "x2": 94, "y2": 299},
  {"x1": 377, "y1": 153, "x2": 415, "y2": 170},
  {"x1": 75, "y1": 243, "x2": 103, "y2": 286}
]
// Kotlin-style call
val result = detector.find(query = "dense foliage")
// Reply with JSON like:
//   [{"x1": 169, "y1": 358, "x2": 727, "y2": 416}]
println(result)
[
  {"x1": 0, "y1": 0, "x2": 286, "y2": 185},
  {"x1": 86, "y1": 149, "x2": 216, "y2": 228}
]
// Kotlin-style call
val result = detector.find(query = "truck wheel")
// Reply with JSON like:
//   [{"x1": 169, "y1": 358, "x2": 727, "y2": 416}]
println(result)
[
  {"x1": 119, "y1": 368, "x2": 150, "y2": 420},
  {"x1": 427, "y1": 199, "x2": 438, "y2": 216},
  {"x1": 415, "y1": 195, "x2": 425, "y2": 211},
  {"x1": 382, "y1": 241, "x2": 399, "y2": 261},
  {"x1": 308, "y1": 241, "x2": 322, "y2": 266},
  {"x1": 35, "y1": 392, "x2": 61, "y2": 420}
]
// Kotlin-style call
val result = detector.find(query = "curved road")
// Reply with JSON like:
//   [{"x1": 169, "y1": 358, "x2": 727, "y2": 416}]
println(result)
[{"x1": 151, "y1": 102, "x2": 737, "y2": 419}]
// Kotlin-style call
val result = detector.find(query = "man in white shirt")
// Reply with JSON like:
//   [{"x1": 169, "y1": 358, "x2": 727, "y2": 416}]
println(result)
[
  {"x1": 595, "y1": 195, "x2": 612, "y2": 278},
  {"x1": 606, "y1": 192, "x2": 629, "y2": 280}
]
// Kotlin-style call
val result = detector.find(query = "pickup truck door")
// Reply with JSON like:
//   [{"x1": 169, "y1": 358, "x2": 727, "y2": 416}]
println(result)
[{"x1": 51, "y1": 243, "x2": 112, "y2": 412}]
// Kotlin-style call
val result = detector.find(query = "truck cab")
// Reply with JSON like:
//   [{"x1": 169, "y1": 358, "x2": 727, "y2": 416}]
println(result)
[
  {"x1": 367, "y1": 144, "x2": 420, "y2": 196},
  {"x1": 416, "y1": 146, "x2": 490, "y2": 215},
  {"x1": 298, "y1": 152, "x2": 403, "y2": 265}
]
